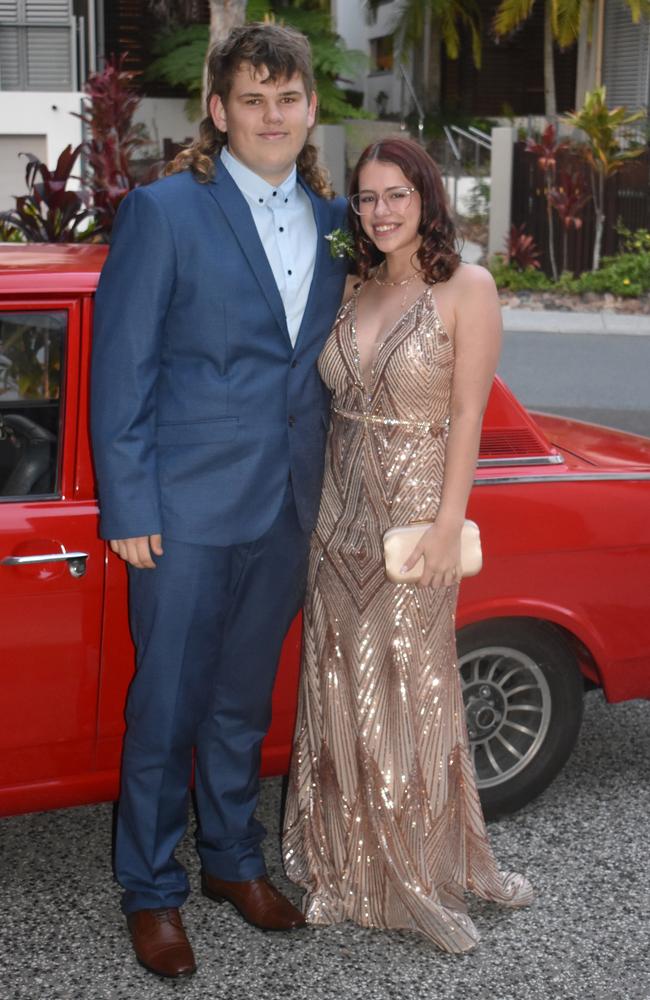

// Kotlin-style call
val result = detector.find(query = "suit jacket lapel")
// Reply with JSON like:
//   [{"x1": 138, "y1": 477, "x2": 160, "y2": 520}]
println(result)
[{"x1": 207, "y1": 162, "x2": 290, "y2": 342}]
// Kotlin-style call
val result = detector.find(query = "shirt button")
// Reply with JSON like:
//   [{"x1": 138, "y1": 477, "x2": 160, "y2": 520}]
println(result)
[
  {"x1": 288, "y1": 269, "x2": 292, "y2": 275},
  {"x1": 288, "y1": 415, "x2": 296, "y2": 427},
  {"x1": 258, "y1": 197, "x2": 263, "y2": 203},
  {"x1": 279, "y1": 227, "x2": 284, "y2": 232},
  {"x1": 273, "y1": 191, "x2": 277, "y2": 197}
]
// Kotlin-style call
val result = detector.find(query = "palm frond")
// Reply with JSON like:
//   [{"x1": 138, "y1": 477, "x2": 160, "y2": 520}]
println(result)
[
  {"x1": 493, "y1": 0, "x2": 536, "y2": 36},
  {"x1": 553, "y1": 0, "x2": 583, "y2": 48},
  {"x1": 624, "y1": 0, "x2": 650, "y2": 20}
]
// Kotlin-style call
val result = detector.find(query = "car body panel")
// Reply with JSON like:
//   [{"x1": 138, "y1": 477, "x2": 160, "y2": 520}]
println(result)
[{"x1": 1, "y1": 244, "x2": 648, "y2": 817}]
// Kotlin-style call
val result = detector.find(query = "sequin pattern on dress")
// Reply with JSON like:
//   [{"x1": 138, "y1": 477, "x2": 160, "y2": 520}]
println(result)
[{"x1": 282, "y1": 286, "x2": 533, "y2": 953}]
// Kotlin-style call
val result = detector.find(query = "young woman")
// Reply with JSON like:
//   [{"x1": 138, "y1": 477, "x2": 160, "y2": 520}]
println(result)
[{"x1": 283, "y1": 137, "x2": 533, "y2": 953}]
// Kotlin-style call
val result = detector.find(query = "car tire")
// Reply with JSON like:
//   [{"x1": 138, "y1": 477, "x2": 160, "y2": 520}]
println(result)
[{"x1": 456, "y1": 618, "x2": 584, "y2": 819}]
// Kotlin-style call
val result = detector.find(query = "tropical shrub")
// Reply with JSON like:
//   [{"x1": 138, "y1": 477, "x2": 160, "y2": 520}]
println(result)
[
  {"x1": 490, "y1": 251, "x2": 650, "y2": 297},
  {"x1": 147, "y1": 1, "x2": 367, "y2": 123},
  {"x1": 0, "y1": 145, "x2": 95, "y2": 243},
  {"x1": 75, "y1": 55, "x2": 157, "y2": 232},
  {"x1": 563, "y1": 86, "x2": 645, "y2": 270},
  {"x1": 505, "y1": 224, "x2": 542, "y2": 271},
  {"x1": 489, "y1": 256, "x2": 553, "y2": 291},
  {"x1": 617, "y1": 223, "x2": 650, "y2": 255}
]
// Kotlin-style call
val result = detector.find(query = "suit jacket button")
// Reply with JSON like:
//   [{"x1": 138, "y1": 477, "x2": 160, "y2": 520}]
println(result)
[
  {"x1": 288, "y1": 415, "x2": 296, "y2": 427},
  {"x1": 290, "y1": 360, "x2": 298, "y2": 368}
]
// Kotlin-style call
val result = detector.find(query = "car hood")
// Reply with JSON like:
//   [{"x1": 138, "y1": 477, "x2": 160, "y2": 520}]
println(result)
[{"x1": 531, "y1": 412, "x2": 650, "y2": 471}]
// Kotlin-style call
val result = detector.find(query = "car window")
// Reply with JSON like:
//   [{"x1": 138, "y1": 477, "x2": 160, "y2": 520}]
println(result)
[{"x1": 0, "y1": 310, "x2": 66, "y2": 499}]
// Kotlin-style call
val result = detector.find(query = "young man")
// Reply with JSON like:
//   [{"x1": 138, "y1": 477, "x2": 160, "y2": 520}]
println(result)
[{"x1": 91, "y1": 23, "x2": 348, "y2": 978}]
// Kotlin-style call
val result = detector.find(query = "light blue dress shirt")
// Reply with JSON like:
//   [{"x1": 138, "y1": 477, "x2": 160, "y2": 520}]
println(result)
[{"x1": 221, "y1": 147, "x2": 317, "y2": 347}]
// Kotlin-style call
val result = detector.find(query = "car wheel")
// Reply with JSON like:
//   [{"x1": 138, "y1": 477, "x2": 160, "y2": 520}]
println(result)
[{"x1": 457, "y1": 618, "x2": 584, "y2": 819}]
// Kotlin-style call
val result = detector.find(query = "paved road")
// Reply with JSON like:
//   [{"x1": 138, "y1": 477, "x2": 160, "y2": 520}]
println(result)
[{"x1": 499, "y1": 330, "x2": 650, "y2": 438}]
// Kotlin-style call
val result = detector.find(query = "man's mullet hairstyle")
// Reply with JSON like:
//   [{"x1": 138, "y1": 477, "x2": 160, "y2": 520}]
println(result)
[{"x1": 165, "y1": 21, "x2": 334, "y2": 198}]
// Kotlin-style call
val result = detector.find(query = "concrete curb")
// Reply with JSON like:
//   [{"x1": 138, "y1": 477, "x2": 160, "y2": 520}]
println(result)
[{"x1": 501, "y1": 307, "x2": 650, "y2": 336}]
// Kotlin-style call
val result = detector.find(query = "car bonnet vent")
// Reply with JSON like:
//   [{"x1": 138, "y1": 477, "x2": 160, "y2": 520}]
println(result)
[{"x1": 479, "y1": 427, "x2": 549, "y2": 459}]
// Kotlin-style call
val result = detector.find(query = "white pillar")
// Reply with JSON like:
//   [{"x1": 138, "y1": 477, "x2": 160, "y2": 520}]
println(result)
[
  {"x1": 312, "y1": 123, "x2": 346, "y2": 196},
  {"x1": 488, "y1": 126, "x2": 515, "y2": 260}
]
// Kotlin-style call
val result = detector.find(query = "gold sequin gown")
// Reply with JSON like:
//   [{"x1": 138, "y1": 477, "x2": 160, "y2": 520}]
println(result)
[{"x1": 282, "y1": 285, "x2": 533, "y2": 953}]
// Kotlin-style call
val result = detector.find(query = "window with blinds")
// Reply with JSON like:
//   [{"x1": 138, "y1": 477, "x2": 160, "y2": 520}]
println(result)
[
  {"x1": 603, "y1": 0, "x2": 650, "y2": 112},
  {"x1": 0, "y1": 0, "x2": 73, "y2": 91}
]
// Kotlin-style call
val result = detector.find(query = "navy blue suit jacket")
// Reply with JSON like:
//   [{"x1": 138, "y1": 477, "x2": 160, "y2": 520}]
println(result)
[{"x1": 91, "y1": 159, "x2": 348, "y2": 545}]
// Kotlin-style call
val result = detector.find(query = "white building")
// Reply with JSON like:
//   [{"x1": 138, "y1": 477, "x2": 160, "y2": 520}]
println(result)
[
  {"x1": 0, "y1": 0, "x2": 195, "y2": 211},
  {"x1": 331, "y1": 0, "x2": 412, "y2": 119}
]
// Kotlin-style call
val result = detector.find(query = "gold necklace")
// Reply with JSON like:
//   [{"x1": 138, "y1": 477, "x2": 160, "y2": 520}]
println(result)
[{"x1": 373, "y1": 262, "x2": 421, "y2": 307}]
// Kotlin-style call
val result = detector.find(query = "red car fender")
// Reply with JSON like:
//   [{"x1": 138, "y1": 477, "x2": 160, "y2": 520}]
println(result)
[{"x1": 457, "y1": 596, "x2": 609, "y2": 689}]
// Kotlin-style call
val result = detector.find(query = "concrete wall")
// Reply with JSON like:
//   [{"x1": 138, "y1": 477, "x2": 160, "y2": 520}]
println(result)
[
  {"x1": 0, "y1": 135, "x2": 48, "y2": 212},
  {"x1": 133, "y1": 98, "x2": 198, "y2": 152},
  {"x1": 0, "y1": 92, "x2": 83, "y2": 210}
]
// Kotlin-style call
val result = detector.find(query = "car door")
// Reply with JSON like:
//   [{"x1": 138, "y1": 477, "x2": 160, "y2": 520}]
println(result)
[{"x1": 0, "y1": 297, "x2": 105, "y2": 808}]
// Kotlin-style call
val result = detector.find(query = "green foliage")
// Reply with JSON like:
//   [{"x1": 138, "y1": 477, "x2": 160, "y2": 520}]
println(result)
[
  {"x1": 489, "y1": 256, "x2": 553, "y2": 290},
  {"x1": 146, "y1": 3, "x2": 368, "y2": 123},
  {"x1": 494, "y1": 0, "x2": 650, "y2": 47},
  {"x1": 146, "y1": 24, "x2": 207, "y2": 119},
  {"x1": 0, "y1": 219, "x2": 23, "y2": 242},
  {"x1": 562, "y1": 86, "x2": 645, "y2": 178},
  {"x1": 367, "y1": 0, "x2": 483, "y2": 68},
  {"x1": 489, "y1": 251, "x2": 650, "y2": 297},
  {"x1": 616, "y1": 222, "x2": 650, "y2": 254},
  {"x1": 565, "y1": 252, "x2": 650, "y2": 297}
]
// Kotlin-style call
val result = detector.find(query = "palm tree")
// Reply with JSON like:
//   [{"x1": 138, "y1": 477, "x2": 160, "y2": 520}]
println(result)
[
  {"x1": 366, "y1": 0, "x2": 482, "y2": 114},
  {"x1": 208, "y1": 0, "x2": 248, "y2": 47},
  {"x1": 493, "y1": 0, "x2": 650, "y2": 118},
  {"x1": 203, "y1": 1, "x2": 248, "y2": 103}
]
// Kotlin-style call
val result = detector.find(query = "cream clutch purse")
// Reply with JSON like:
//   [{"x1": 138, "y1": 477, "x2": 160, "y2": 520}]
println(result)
[{"x1": 382, "y1": 519, "x2": 482, "y2": 584}]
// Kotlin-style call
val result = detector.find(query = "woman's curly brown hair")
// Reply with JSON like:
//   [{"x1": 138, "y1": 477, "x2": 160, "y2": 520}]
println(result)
[
  {"x1": 348, "y1": 137, "x2": 460, "y2": 283},
  {"x1": 165, "y1": 22, "x2": 333, "y2": 199}
]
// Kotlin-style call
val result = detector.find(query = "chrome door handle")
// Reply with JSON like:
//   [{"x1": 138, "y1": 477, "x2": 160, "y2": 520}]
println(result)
[{"x1": 0, "y1": 551, "x2": 89, "y2": 578}]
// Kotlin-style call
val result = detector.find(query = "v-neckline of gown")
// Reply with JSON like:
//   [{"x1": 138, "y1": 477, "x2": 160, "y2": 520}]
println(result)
[{"x1": 351, "y1": 284, "x2": 433, "y2": 396}]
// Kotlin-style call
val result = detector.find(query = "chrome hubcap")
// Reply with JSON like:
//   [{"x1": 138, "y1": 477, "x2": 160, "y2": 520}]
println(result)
[{"x1": 459, "y1": 645, "x2": 552, "y2": 789}]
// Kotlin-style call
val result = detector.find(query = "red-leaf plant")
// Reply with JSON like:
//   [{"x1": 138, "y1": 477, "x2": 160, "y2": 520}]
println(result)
[
  {"x1": 548, "y1": 169, "x2": 590, "y2": 274},
  {"x1": 505, "y1": 223, "x2": 542, "y2": 271},
  {"x1": 525, "y1": 123, "x2": 569, "y2": 281},
  {"x1": 74, "y1": 55, "x2": 158, "y2": 234},
  {"x1": 0, "y1": 145, "x2": 94, "y2": 242}
]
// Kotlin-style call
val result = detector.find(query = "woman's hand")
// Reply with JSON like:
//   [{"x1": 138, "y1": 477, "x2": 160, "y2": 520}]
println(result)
[{"x1": 400, "y1": 521, "x2": 462, "y2": 588}]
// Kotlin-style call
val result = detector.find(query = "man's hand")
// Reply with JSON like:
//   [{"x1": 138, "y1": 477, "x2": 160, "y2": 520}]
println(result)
[{"x1": 110, "y1": 535, "x2": 163, "y2": 569}]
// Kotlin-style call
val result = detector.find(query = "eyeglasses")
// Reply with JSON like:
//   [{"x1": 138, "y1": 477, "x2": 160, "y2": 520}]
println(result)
[{"x1": 349, "y1": 186, "x2": 416, "y2": 216}]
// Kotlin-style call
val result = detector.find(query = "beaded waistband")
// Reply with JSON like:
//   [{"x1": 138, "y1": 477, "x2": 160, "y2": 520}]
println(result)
[{"x1": 332, "y1": 405, "x2": 449, "y2": 434}]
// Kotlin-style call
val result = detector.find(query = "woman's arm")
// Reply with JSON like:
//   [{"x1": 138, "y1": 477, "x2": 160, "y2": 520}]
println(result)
[{"x1": 402, "y1": 264, "x2": 502, "y2": 587}]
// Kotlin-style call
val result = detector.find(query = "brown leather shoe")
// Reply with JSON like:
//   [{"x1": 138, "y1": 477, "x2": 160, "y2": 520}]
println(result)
[
  {"x1": 201, "y1": 872, "x2": 306, "y2": 931},
  {"x1": 126, "y1": 907, "x2": 197, "y2": 978}
]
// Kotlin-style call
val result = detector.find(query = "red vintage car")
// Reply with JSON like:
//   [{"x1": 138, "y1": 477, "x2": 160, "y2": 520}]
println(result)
[{"x1": 1, "y1": 244, "x2": 649, "y2": 820}]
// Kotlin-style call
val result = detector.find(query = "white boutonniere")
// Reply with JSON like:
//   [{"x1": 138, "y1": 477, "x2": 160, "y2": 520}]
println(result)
[{"x1": 324, "y1": 228, "x2": 355, "y2": 260}]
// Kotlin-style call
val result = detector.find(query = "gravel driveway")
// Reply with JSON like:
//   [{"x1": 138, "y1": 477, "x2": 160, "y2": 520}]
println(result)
[{"x1": 1, "y1": 690, "x2": 648, "y2": 1000}]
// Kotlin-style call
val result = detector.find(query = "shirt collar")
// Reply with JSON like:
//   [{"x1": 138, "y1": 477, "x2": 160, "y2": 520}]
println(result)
[{"x1": 221, "y1": 147, "x2": 297, "y2": 206}]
